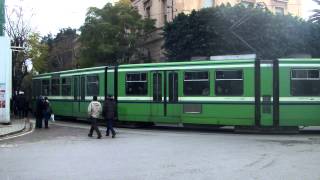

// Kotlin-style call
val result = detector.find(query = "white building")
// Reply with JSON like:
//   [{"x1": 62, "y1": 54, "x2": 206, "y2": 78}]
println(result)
[{"x1": 0, "y1": 37, "x2": 12, "y2": 123}]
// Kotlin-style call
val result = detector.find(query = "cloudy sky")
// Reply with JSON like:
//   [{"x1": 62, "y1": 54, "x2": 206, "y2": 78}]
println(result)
[{"x1": 5, "y1": 0, "x2": 320, "y2": 36}]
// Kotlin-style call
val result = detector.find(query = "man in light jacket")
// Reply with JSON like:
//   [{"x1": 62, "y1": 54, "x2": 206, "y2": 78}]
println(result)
[{"x1": 88, "y1": 96, "x2": 102, "y2": 139}]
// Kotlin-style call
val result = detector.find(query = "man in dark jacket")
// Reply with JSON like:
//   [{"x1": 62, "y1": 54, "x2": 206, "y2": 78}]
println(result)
[
  {"x1": 103, "y1": 95, "x2": 116, "y2": 138},
  {"x1": 35, "y1": 96, "x2": 44, "y2": 128}
]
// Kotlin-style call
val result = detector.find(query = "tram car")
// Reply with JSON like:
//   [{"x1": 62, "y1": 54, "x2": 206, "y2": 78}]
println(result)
[{"x1": 32, "y1": 55, "x2": 320, "y2": 132}]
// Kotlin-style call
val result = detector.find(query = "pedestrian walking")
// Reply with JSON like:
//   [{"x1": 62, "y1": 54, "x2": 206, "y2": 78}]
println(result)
[
  {"x1": 35, "y1": 96, "x2": 44, "y2": 128},
  {"x1": 43, "y1": 97, "x2": 52, "y2": 129},
  {"x1": 103, "y1": 95, "x2": 116, "y2": 138},
  {"x1": 88, "y1": 96, "x2": 102, "y2": 139}
]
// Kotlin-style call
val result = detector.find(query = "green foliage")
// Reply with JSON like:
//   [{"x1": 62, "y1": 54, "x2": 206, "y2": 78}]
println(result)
[
  {"x1": 43, "y1": 28, "x2": 79, "y2": 72},
  {"x1": 164, "y1": 5, "x2": 320, "y2": 61},
  {"x1": 310, "y1": 0, "x2": 320, "y2": 24},
  {"x1": 27, "y1": 33, "x2": 49, "y2": 73},
  {"x1": 79, "y1": 0, "x2": 155, "y2": 67}
]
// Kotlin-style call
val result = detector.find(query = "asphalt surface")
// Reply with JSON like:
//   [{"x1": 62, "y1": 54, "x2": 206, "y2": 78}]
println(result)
[{"x1": 1, "y1": 122, "x2": 320, "y2": 180}]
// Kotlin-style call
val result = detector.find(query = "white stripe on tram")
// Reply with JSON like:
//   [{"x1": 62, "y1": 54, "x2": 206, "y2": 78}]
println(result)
[
  {"x1": 118, "y1": 64, "x2": 254, "y2": 72},
  {"x1": 118, "y1": 97, "x2": 153, "y2": 101},
  {"x1": 179, "y1": 97, "x2": 255, "y2": 102},
  {"x1": 47, "y1": 96, "x2": 74, "y2": 100},
  {"x1": 280, "y1": 97, "x2": 320, "y2": 102},
  {"x1": 279, "y1": 64, "x2": 320, "y2": 67},
  {"x1": 60, "y1": 70, "x2": 105, "y2": 77},
  {"x1": 32, "y1": 76, "x2": 51, "y2": 79},
  {"x1": 45, "y1": 96, "x2": 320, "y2": 103}
]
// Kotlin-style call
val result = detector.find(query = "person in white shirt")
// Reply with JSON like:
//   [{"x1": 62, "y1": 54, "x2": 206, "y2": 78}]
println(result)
[{"x1": 88, "y1": 96, "x2": 102, "y2": 139}]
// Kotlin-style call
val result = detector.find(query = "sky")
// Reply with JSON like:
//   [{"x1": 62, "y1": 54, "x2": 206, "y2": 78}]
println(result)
[
  {"x1": 5, "y1": 0, "x2": 116, "y2": 36},
  {"x1": 5, "y1": 0, "x2": 320, "y2": 37}
]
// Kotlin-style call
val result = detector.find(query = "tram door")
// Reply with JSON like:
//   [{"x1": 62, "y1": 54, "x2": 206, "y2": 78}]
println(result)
[
  {"x1": 73, "y1": 75, "x2": 86, "y2": 117},
  {"x1": 151, "y1": 71, "x2": 180, "y2": 123},
  {"x1": 259, "y1": 60, "x2": 279, "y2": 127}
]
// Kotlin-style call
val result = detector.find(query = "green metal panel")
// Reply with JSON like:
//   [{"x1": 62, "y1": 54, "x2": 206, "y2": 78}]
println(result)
[
  {"x1": 260, "y1": 64, "x2": 273, "y2": 126},
  {"x1": 181, "y1": 104, "x2": 254, "y2": 125},
  {"x1": 107, "y1": 71, "x2": 114, "y2": 96},
  {"x1": 117, "y1": 70, "x2": 151, "y2": 122},
  {"x1": 279, "y1": 59, "x2": 320, "y2": 126}
]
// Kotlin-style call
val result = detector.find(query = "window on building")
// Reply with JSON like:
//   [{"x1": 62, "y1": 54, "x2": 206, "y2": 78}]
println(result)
[
  {"x1": 291, "y1": 69, "x2": 320, "y2": 96},
  {"x1": 126, "y1": 73, "x2": 148, "y2": 95},
  {"x1": 51, "y1": 78, "x2": 60, "y2": 96},
  {"x1": 144, "y1": 0, "x2": 151, "y2": 19},
  {"x1": 215, "y1": 70, "x2": 243, "y2": 96},
  {"x1": 162, "y1": 0, "x2": 167, "y2": 23},
  {"x1": 61, "y1": 77, "x2": 71, "y2": 96},
  {"x1": 41, "y1": 79, "x2": 50, "y2": 96},
  {"x1": 275, "y1": 7, "x2": 285, "y2": 15},
  {"x1": 184, "y1": 71, "x2": 210, "y2": 96},
  {"x1": 146, "y1": 6, "x2": 151, "y2": 19},
  {"x1": 87, "y1": 75, "x2": 99, "y2": 96}
]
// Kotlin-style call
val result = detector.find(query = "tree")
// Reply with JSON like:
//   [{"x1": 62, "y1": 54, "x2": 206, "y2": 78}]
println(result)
[
  {"x1": 164, "y1": 5, "x2": 318, "y2": 61},
  {"x1": 79, "y1": 0, "x2": 155, "y2": 67},
  {"x1": 27, "y1": 33, "x2": 49, "y2": 74},
  {"x1": 46, "y1": 28, "x2": 79, "y2": 71},
  {"x1": 310, "y1": 0, "x2": 320, "y2": 24},
  {"x1": 5, "y1": 5, "x2": 32, "y2": 92}
]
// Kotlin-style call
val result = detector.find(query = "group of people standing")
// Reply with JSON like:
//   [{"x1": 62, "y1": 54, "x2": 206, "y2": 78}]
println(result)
[
  {"x1": 35, "y1": 96, "x2": 52, "y2": 129},
  {"x1": 12, "y1": 92, "x2": 30, "y2": 119},
  {"x1": 88, "y1": 95, "x2": 116, "y2": 139}
]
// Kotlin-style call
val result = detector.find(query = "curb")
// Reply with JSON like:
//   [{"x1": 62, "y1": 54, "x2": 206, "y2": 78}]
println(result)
[{"x1": 0, "y1": 120, "x2": 32, "y2": 139}]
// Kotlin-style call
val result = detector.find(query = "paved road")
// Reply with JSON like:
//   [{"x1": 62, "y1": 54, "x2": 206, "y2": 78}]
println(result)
[{"x1": 1, "y1": 122, "x2": 320, "y2": 180}]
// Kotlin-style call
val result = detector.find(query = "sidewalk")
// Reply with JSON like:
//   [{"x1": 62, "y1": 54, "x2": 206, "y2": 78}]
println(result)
[{"x1": 0, "y1": 119, "x2": 29, "y2": 137}]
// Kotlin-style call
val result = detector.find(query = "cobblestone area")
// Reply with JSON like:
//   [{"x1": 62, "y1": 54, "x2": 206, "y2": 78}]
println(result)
[{"x1": 0, "y1": 119, "x2": 26, "y2": 137}]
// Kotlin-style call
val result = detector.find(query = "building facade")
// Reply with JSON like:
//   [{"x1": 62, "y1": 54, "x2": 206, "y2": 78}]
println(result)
[
  {"x1": 131, "y1": 0, "x2": 302, "y2": 61},
  {"x1": 0, "y1": 0, "x2": 12, "y2": 123}
]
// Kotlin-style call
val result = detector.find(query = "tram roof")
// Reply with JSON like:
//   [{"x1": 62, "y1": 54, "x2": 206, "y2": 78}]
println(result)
[{"x1": 33, "y1": 57, "x2": 320, "y2": 78}]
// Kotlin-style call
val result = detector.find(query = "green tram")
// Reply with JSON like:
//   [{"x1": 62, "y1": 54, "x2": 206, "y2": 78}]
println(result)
[{"x1": 32, "y1": 55, "x2": 320, "y2": 131}]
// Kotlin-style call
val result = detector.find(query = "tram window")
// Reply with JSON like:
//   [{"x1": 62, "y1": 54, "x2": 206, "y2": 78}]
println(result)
[
  {"x1": 126, "y1": 73, "x2": 148, "y2": 95},
  {"x1": 215, "y1": 70, "x2": 243, "y2": 96},
  {"x1": 184, "y1": 71, "x2": 209, "y2": 96},
  {"x1": 61, "y1": 78, "x2": 71, "y2": 96},
  {"x1": 169, "y1": 72, "x2": 178, "y2": 102},
  {"x1": 87, "y1": 75, "x2": 99, "y2": 96},
  {"x1": 153, "y1": 73, "x2": 162, "y2": 102},
  {"x1": 291, "y1": 69, "x2": 320, "y2": 96},
  {"x1": 51, "y1": 78, "x2": 60, "y2": 96},
  {"x1": 41, "y1": 79, "x2": 50, "y2": 96}
]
